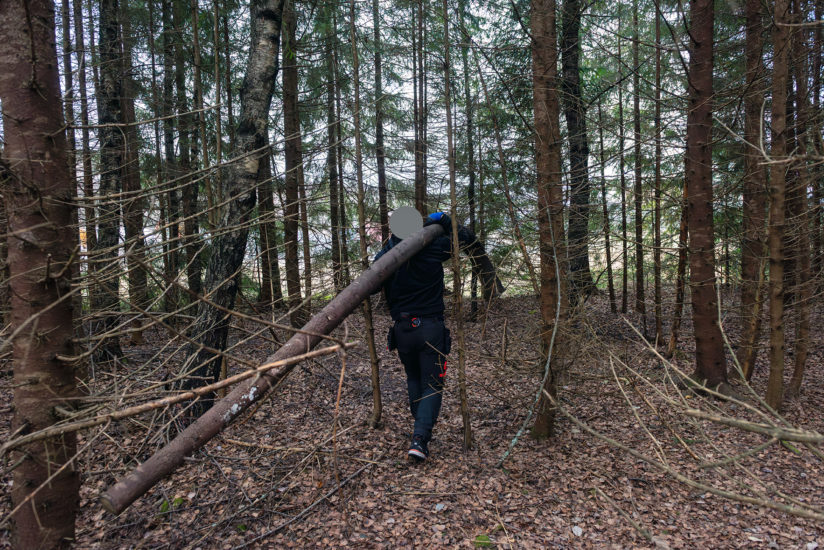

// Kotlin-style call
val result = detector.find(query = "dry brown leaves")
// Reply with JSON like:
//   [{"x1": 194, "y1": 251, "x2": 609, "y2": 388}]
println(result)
[{"x1": 1, "y1": 292, "x2": 822, "y2": 549}]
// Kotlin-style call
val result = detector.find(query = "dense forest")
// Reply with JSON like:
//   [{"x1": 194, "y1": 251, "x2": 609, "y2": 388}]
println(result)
[{"x1": 0, "y1": 0, "x2": 822, "y2": 547}]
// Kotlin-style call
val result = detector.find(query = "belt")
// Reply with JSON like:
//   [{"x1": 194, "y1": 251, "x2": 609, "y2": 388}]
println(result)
[{"x1": 398, "y1": 312, "x2": 442, "y2": 320}]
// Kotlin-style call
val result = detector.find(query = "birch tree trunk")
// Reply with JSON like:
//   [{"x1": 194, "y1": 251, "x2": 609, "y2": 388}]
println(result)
[{"x1": 180, "y1": 0, "x2": 287, "y2": 405}]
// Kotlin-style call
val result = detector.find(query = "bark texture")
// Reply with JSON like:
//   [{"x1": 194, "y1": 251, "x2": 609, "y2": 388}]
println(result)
[
  {"x1": 282, "y1": 0, "x2": 306, "y2": 326},
  {"x1": 685, "y1": 0, "x2": 727, "y2": 386},
  {"x1": 737, "y1": 0, "x2": 767, "y2": 379},
  {"x1": 766, "y1": 0, "x2": 790, "y2": 410},
  {"x1": 0, "y1": 0, "x2": 80, "y2": 544},
  {"x1": 95, "y1": 0, "x2": 125, "y2": 360},
  {"x1": 175, "y1": 0, "x2": 201, "y2": 299},
  {"x1": 561, "y1": 0, "x2": 594, "y2": 300},
  {"x1": 531, "y1": 0, "x2": 568, "y2": 439},
  {"x1": 786, "y1": 0, "x2": 811, "y2": 399},
  {"x1": 373, "y1": 0, "x2": 389, "y2": 242},
  {"x1": 597, "y1": 101, "x2": 616, "y2": 313},
  {"x1": 632, "y1": 0, "x2": 645, "y2": 323},
  {"x1": 120, "y1": 11, "x2": 149, "y2": 338},
  {"x1": 257, "y1": 146, "x2": 284, "y2": 306},
  {"x1": 180, "y1": 0, "x2": 286, "y2": 403},
  {"x1": 326, "y1": 5, "x2": 343, "y2": 291}
]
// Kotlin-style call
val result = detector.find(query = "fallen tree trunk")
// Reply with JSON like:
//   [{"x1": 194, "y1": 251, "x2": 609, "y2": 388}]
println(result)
[{"x1": 104, "y1": 223, "x2": 494, "y2": 514}]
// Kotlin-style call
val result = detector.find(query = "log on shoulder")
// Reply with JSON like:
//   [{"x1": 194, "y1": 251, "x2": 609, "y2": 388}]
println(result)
[{"x1": 102, "y1": 224, "x2": 445, "y2": 514}]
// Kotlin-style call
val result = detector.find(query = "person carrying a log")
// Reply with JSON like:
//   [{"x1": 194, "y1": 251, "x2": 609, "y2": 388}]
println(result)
[{"x1": 375, "y1": 207, "x2": 459, "y2": 462}]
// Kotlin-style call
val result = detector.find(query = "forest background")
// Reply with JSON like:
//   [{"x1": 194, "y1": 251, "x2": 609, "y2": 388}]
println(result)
[{"x1": 0, "y1": 0, "x2": 823, "y2": 546}]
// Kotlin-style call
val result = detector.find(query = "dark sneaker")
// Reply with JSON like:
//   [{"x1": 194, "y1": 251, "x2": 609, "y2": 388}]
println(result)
[{"x1": 408, "y1": 434, "x2": 429, "y2": 462}]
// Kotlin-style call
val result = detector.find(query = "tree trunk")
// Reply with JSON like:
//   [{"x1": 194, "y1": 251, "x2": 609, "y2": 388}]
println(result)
[
  {"x1": 685, "y1": 0, "x2": 727, "y2": 387},
  {"x1": 95, "y1": 0, "x2": 125, "y2": 361},
  {"x1": 61, "y1": 0, "x2": 85, "y2": 328},
  {"x1": 653, "y1": 11, "x2": 663, "y2": 342},
  {"x1": 632, "y1": 0, "x2": 645, "y2": 328},
  {"x1": 176, "y1": 0, "x2": 202, "y2": 299},
  {"x1": 737, "y1": 0, "x2": 768, "y2": 379},
  {"x1": 298, "y1": 171, "x2": 312, "y2": 303},
  {"x1": 531, "y1": 0, "x2": 568, "y2": 439},
  {"x1": 325, "y1": 8, "x2": 343, "y2": 291},
  {"x1": 786, "y1": 0, "x2": 810, "y2": 400},
  {"x1": 442, "y1": 0, "x2": 473, "y2": 449},
  {"x1": 458, "y1": 0, "x2": 477, "y2": 317},
  {"x1": 61, "y1": 0, "x2": 76, "y2": 196},
  {"x1": 1, "y1": 0, "x2": 80, "y2": 543},
  {"x1": 257, "y1": 147, "x2": 284, "y2": 306},
  {"x1": 414, "y1": 0, "x2": 428, "y2": 214},
  {"x1": 179, "y1": 0, "x2": 286, "y2": 405},
  {"x1": 373, "y1": 0, "x2": 389, "y2": 242},
  {"x1": 73, "y1": 0, "x2": 98, "y2": 313},
  {"x1": 120, "y1": 10, "x2": 148, "y2": 343},
  {"x1": 282, "y1": 0, "x2": 306, "y2": 327},
  {"x1": 665, "y1": 176, "x2": 689, "y2": 359},
  {"x1": 349, "y1": 0, "x2": 383, "y2": 429},
  {"x1": 472, "y1": 45, "x2": 540, "y2": 295},
  {"x1": 411, "y1": 1, "x2": 421, "y2": 211},
  {"x1": 561, "y1": 0, "x2": 594, "y2": 301},
  {"x1": 191, "y1": 0, "x2": 214, "y2": 227},
  {"x1": 812, "y1": 1, "x2": 822, "y2": 282},
  {"x1": 332, "y1": 22, "x2": 351, "y2": 288},
  {"x1": 597, "y1": 101, "x2": 616, "y2": 313},
  {"x1": 162, "y1": 0, "x2": 180, "y2": 313},
  {"x1": 618, "y1": 34, "x2": 628, "y2": 314},
  {"x1": 765, "y1": 0, "x2": 790, "y2": 410},
  {"x1": 213, "y1": 0, "x2": 222, "y2": 174},
  {"x1": 223, "y1": 9, "x2": 236, "y2": 149}
]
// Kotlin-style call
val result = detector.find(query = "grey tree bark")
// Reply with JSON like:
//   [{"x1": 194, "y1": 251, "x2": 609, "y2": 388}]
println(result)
[
  {"x1": 95, "y1": 0, "x2": 125, "y2": 360},
  {"x1": 179, "y1": 0, "x2": 287, "y2": 407},
  {"x1": 561, "y1": 0, "x2": 594, "y2": 300}
]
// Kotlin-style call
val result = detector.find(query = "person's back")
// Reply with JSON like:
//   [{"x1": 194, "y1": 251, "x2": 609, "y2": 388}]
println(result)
[
  {"x1": 376, "y1": 233, "x2": 451, "y2": 321},
  {"x1": 376, "y1": 208, "x2": 454, "y2": 462}
]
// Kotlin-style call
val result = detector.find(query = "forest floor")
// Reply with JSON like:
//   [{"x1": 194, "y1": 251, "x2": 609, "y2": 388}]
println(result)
[{"x1": 2, "y1": 291, "x2": 823, "y2": 549}]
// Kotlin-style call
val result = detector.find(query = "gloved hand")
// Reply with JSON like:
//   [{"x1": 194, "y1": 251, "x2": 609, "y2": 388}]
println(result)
[{"x1": 424, "y1": 212, "x2": 452, "y2": 233}]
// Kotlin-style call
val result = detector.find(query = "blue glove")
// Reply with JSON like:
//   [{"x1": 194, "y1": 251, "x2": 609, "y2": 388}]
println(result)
[{"x1": 424, "y1": 212, "x2": 452, "y2": 233}]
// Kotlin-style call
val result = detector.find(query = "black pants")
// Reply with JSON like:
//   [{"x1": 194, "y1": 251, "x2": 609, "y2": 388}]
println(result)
[{"x1": 392, "y1": 317, "x2": 450, "y2": 442}]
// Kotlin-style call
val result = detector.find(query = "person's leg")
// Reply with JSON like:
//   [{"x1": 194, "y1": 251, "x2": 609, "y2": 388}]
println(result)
[
  {"x1": 411, "y1": 323, "x2": 447, "y2": 442},
  {"x1": 398, "y1": 350, "x2": 422, "y2": 419}
]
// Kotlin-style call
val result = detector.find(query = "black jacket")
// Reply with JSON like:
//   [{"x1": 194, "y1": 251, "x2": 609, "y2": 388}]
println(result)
[{"x1": 374, "y1": 233, "x2": 454, "y2": 321}]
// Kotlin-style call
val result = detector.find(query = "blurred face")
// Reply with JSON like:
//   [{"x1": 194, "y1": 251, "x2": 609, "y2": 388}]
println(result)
[{"x1": 389, "y1": 206, "x2": 423, "y2": 239}]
